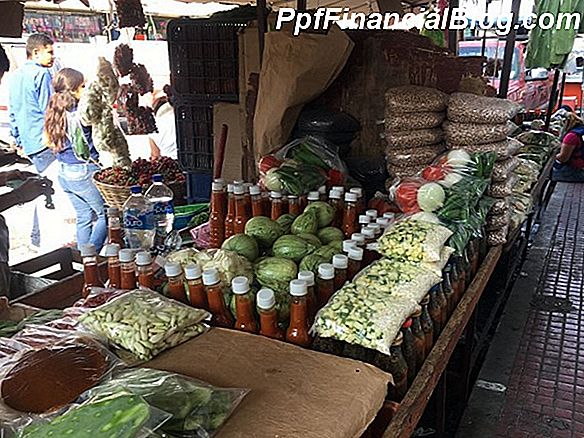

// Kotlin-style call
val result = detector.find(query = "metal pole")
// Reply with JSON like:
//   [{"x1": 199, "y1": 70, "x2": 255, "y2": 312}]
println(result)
[
  {"x1": 480, "y1": 0, "x2": 490, "y2": 57},
  {"x1": 297, "y1": 0, "x2": 307, "y2": 10},
  {"x1": 544, "y1": 69, "x2": 561, "y2": 130},
  {"x1": 557, "y1": 71, "x2": 567, "y2": 109},
  {"x1": 498, "y1": 0, "x2": 521, "y2": 97},
  {"x1": 257, "y1": 0, "x2": 267, "y2": 65},
  {"x1": 447, "y1": 0, "x2": 459, "y2": 53}
]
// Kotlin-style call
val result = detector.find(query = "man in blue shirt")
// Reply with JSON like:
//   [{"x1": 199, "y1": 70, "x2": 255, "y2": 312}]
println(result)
[{"x1": 8, "y1": 33, "x2": 56, "y2": 249}]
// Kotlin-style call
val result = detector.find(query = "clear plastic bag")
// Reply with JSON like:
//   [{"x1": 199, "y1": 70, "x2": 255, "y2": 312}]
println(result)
[
  {"x1": 443, "y1": 121, "x2": 517, "y2": 146},
  {"x1": 385, "y1": 128, "x2": 444, "y2": 148},
  {"x1": 375, "y1": 217, "x2": 453, "y2": 263},
  {"x1": 312, "y1": 283, "x2": 420, "y2": 355},
  {"x1": 490, "y1": 198, "x2": 510, "y2": 216},
  {"x1": 79, "y1": 290, "x2": 210, "y2": 361},
  {"x1": 11, "y1": 390, "x2": 171, "y2": 438},
  {"x1": 486, "y1": 211, "x2": 511, "y2": 231},
  {"x1": 385, "y1": 143, "x2": 446, "y2": 166},
  {"x1": 84, "y1": 368, "x2": 248, "y2": 438},
  {"x1": 487, "y1": 225, "x2": 509, "y2": 246},
  {"x1": 515, "y1": 130, "x2": 562, "y2": 148},
  {"x1": 385, "y1": 111, "x2": 445, "y2": 131},
  {"x1": 385, "y1": 86, "x2": 448, "y2": 113},
  {"x1": 487, "y1": 175, "x2": 518, "y2": 198},
  {"x1": 447, "y1": 92, "x2": 521, "y2": 124},
  {"x1": 271, "y1": 135, "x2": 347, "y2": 174},
  {"x1": 492, "y1": 157, "x2": 520, "y2": 182},
  {"x1": 449, "y1": 137, "x2": 523, "y2": 161}
]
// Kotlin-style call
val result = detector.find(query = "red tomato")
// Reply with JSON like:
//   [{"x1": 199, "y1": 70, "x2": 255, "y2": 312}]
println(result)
[
  {"x1": 394, "y1": 180, "x2": 422, "y2": 213},
  {"x1": 258, "y1": 155, "x2": 283, "y2": 174},
  {"x1": 422, "y1": 165, "x2": 446, "y2": 181}
]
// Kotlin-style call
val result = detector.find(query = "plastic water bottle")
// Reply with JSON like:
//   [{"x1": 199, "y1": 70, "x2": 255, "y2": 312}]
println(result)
[
  {"x1": 145, "y1": 174, "x2": 174, "y2": 246},
  {"x1": 123, "y1": 185, "x2": 155, "y2": 250}
]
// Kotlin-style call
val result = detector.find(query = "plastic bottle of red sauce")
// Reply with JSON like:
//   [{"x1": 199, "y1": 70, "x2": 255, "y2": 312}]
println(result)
[
  {"x1": 332, "y1": 186, "x2": 345, "y2": 196},
  {"x1": 299, "y1": 194, "x2": 308, "y2": 211},
  {"x1": 209, "y1": 181, "x2": 226, "y2": 248},
  {"x1": 307, "y1": 191, "x2": 320, "y2": 205},
  {"x1": 286, "y1": 280, "x2": 312, "y2": 347},
  {"x1": 136, "y1": 251, "x2": 155, "y2": 290},
  {"x1": 103, "y1": 243, "x2": 121, "y2": 289},
  {"x1": 298, "y1": 270, "x2": 317, "y2": 324},
  {"x1": 332, "y1": 254, "x2": 348, "y2": 291},
  {"x1": 347, "y1": 247, "x2": 364, "y2": 281},
  {"x1": 224, "y1": 184, "x2": 236, "y2": 239},
  {"x1": 342, "y1": 239, "x2": 357, "y2": 257},
  {"x1": 213, "y1": 178, "x2": 227, "y2": 217},
  {"x1": 342, "y1": 193, "x2": 359, "y2": 238},
  {"x1": 328, "y1": 190, "x2": 343, "y2": 227},
  {"x1": 270, "y1": 191, "x2": 283, "y2": 220},
  {"x1": 233, "y1": 184, "x2": 249, "y2": 235},
  {"x1": 261, "y1": 189, "x2": 271, "y2": 217},
  {"x1": 359, "y1": 214, "x2": 371, "y2": 230},
  {"x1": 164, "y1": 262, "x2": 187, "y2": 303},
  {"x1": 80, "y1": 243, "x2": 104, "y2": 298},
  {"x1": 318, "y1": 185, "x2": 328, "y2": 202},
  {"x1": 243, "y1": 183, "x2": 253, "y2": 217},
  {"x1": 361, "y1": 226, "x2": 377, "y2": 266},
  {"x1": 232, "y1": 276, "x2": 258, "y2": 333},
  {"x1": 369, "y1": 223, "x2": 382, "y2": 239},
  {"x1": 350, "y1": 187, "x2": 365, "y2": 215},
  {"x1": 317, "y1": 263, "x2": 335, "y2": 308},
  {"x1": 249, "y1": 185, "x2": 264, "y2": 217},
  {"x1": 203, "y1": 269, "x2": 234, "y2": 328},
  {"x1": 257, "y1": 288, "x2": 284, "y2": 340},
  {"x1": 185, "y1": 263, "x2": 208, "y2": 310},
  {"x1": 119, "y1": 248, "x2": 137, "y2": 290},
  {"x1": 288, "y1": 195, "x2": 301, "y2": 217},
  {"x1": 351, "y1": 233, "x2": 366, "y2": 250},
  {"x1": 107, "y1": 207, "x2": 124, "y2": 247}
]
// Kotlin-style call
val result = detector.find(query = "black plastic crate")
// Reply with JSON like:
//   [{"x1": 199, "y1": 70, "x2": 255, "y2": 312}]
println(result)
[
  {"x1": 186, "y1": 172, "x2": 212, "y2": 202},
  {"x1": 175, "y1": 101, "x2": 214, "y2": 172},
  {"x1": 167, "y1": 19, "x2": 244, "y2": 101}
]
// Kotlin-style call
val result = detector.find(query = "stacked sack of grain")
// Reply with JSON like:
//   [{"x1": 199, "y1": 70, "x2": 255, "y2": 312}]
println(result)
[
  {"x1": 384, "y1": 86, "x2": 448, "y2": 182},
  {"x1": 445, "y1": 92, "x2": 522, "y2": 246}
]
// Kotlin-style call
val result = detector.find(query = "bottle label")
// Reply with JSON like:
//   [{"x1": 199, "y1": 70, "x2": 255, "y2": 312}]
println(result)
[
  {"x1": 124, "y1": 211, "x2": 155, "y2": 230},
  {"x1": 153, "y1": 201, "x2": 174, "y2": 216}
]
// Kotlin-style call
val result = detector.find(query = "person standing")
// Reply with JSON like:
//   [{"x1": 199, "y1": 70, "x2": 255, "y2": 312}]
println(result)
[
  {"x1": 43, "y1": 68, "x2": 107, "y2": 251},
  {"x1": 148, "y1": 87, "x2": 177, "y2": 159}
]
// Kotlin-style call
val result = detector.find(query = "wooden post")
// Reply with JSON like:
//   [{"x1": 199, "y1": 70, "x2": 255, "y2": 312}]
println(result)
[
  {"x1": 257, "y1": 0, "x2": 267, "y2": 65},
  {"x1": 498, "y1": 0, "x2": 522, "y2": 97},
  {"x1": 544, "y1": 69, "x2": 561, "y2": 130}
]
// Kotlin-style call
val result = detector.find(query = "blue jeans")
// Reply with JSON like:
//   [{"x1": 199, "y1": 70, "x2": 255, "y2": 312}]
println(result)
[
  {"x1": 552, "y1": 162, "x2": 584, "y2": 183},
  {"x1": 57, "y1": 162, "x2": 107, "y2": 252},
  {"x1": 29, "y1": 148, "x2": 57, "y2": 247}
]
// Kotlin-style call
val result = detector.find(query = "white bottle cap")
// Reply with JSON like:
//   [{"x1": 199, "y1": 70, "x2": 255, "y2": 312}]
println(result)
[
  {"x1": 270, "y1": 191, "x2": 282, "y2": 199},
  {"x1": 243, "y1": 183, "x2": 253, "y2": 193},
  {"x1": 119, "y1": 248, "x2": 135, "y2": 263},
  {"x1": 231, "y1": 276, "x2": 250, "y2": 295},
  {"x1": 333, "y1": 186, "x2": 345, "y2": 194},
  {"x1": 288, "y1": 195, "x2": 298, "y2": 200},
  {"x1": 184, "y1": 263, "x2": 202, "y2": 280},
  {"x1": 333, "y1": 254, "x2": 349, "y2": 269},
  {"x1": 362, "y1": 227, "x2": 375, "y2": 239},
  {"x1": 359, "y1": 215, "x2": 371, "y2": 224},
  {"x1": 377, "y1": 218, "x2": 390, "y2": 227},
  {"x1": 227, "y1": 184, "x2": 235, "y2": 193},
  {"x1": 234, "y1": 184, "x2": 245, "y2": 195},
  {"x1": 135, "y1": 251, "x2": 152, "y2": 266},
  {"x1": 349, "y1": 247, "x2": 364, "y2": 261},
  {"x1": 249, "y1": 185, "x2": 261, "y2": 196},
  {"x1": 351, "y1": 233, "x2": 365, "y2": 244},
  {"x1": 318, "y1": 263, "x2": 335, "y2": 280},
  {"x1": 329, "y1": 190, "x2": 341, "y2": 200},
  {"x1": 318, "y1": 185, "x2": 327, "y2": 195},
  {"x1": 233, "y1": 180, "x2": 244, "y2": 185},
  {"x1": 383, "y1": 212, "x2": 395, "y2": 220},
  {"x1": 307, "y1": 191, "x2": 320, "y2": 201},
  {"x1": 366, "y1": 209, "x2": 378, "y2": 219},
  {"x1": 202, "y1": 268, "x2": 220, "y2": 286},
  {"x1": 107, "y1": 207, "x2": 120, "y2": 216},
  {"x1": 343, "y1": 239, "x2": 357, "y2": 252},
  {"x1": 103, "y1": 243, "x2": 121, "y2": 257},
  {"x1": 289, "y1": 279, "x2": 307, "y2": 297},
  {"x1": 257, "y1": 288, "x2": 276, "y2": 310},
  {"x1": 350, "y1": 187, "x2": 363, "y2": 197},
  {"x1": 164, "y1": 261, "x2": 182, "y2": 278},
  {"x1": 345, "y1": 193, "x2": 358, "y2": 203},
  {"x1": 370, "y1": 223, "x2": 382, "y2": 234},
  {"x1": 80, "y1": 243, "x2": 97, "y2": 257},
  {"x1": 298, "y1": 270, "x2": 315, "y2": 287},
  {"x1": 214, "y1": 178, "x2": 226, "y2": 186},
  {"x1": 212, "y1": 182, "x2": 224, "y2": 191}
]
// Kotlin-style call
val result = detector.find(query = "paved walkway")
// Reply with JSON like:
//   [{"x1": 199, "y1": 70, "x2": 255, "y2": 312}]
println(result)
[{"x1": 457, "y1": 183, "x2": 584, "y2": 438}]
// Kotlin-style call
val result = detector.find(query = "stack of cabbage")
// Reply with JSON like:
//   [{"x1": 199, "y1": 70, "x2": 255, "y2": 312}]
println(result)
[
  {"x1": 313, "y1": 216, "x2": 452, "y2": 355},
  {"x1": 384, "y1": 86, "x2": 448, "y2": 181},
  {"x1": 445, "y1": 93, "x2": 522, "y2": 246}
]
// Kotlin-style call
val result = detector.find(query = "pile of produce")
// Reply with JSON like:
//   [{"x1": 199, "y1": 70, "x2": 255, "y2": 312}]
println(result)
[
  {"x1": 113, "y1": 0, "x2": 146, "y2": 28},
  {"x1": 384, "y1": 85, "x2": 448, "y2": 181},
  {"x1": 94, "y1": 156, "x2": 185, "y2": 187},
  {"x1": 259, "y1": 136, "x2": 347, "y2": 195}
]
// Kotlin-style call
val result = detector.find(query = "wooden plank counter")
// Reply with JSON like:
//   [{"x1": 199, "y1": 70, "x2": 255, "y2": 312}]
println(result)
[{"x1": 381, "y1": 246, "x2": 502, "y2": 438}]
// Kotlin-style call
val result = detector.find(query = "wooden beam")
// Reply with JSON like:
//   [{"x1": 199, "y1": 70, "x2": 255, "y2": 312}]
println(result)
[
  {"x1": 257, "y1": 0, "x2": 267, "y2": 65},
  {"x1": 382, "y1": 247, "x2": 503, "y2": 438}
]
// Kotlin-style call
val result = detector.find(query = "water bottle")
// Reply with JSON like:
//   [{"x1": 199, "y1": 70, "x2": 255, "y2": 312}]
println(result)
[
  {"x1": 123, "y1": 185, "x2": 155, "y2": 250},
  {"x1": 145, "y1": 174, "x2": 174, "y2": 247}
]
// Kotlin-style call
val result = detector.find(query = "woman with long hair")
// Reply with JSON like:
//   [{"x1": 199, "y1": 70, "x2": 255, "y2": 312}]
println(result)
[
  {"x1": 552, "y1": 107, "x2": 584, "y2": 183},
  {"x1": 44, "y1": 68, "x2": 107, "y2": 251}
]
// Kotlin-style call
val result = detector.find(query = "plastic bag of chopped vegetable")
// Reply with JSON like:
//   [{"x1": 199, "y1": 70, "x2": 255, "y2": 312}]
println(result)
[
  {"x1": 375, "y1": 217, "x2": 452, "y2": 263},
  {"x1": 312, "y1": 283, "x2": 420, "y2": 355},
  {"x1": 79, "y1": 290, "x2": 210, "y2": 362},
  {"x1": 83, "y1": 368, "x2": 248, "y2": 438},
  {"x1": 11, "y1": 390, "x2": 171, "y2": 438},
  {"x1": 492, "y1": 157, "x2": 520, "y2": 182}
]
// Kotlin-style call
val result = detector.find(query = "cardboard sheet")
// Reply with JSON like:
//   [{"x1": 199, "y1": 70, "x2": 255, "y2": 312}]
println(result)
[{"x1": 146, "y1": 328, "x2": 391, "y2": 438}]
